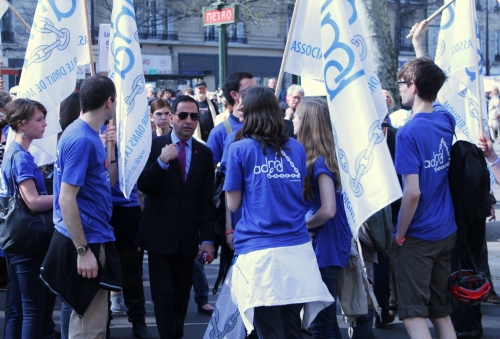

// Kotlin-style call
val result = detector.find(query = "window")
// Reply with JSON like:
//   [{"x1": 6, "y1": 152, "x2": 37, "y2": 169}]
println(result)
[{"x1": 1, "y1": 7, "x2": 13, "y2": 43}]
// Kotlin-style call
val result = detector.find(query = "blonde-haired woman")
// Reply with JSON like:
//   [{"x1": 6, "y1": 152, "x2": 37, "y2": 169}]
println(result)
[
  {"x1": 382, "y1": 89, "x2": 395, "y2": 112},
  {"x1": 489, "y1": 87, "x2": 500, "y2": 143},
  {"x1": 294, "y1": 99, "x2": 352, "y2": 338}
]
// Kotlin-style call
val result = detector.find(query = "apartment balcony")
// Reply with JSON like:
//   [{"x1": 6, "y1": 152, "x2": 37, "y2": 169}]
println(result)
[
  {"x1": 204, "y1": 33, "x2": 248, "y2": 44},
  {"x1": 138, "y1": 29, "x2": 179, "y2": 41}
]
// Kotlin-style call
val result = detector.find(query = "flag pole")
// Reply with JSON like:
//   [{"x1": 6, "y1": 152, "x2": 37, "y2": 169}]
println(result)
[
  {"x1": 406, "y1": 0, "x2": 456, "y2": 39},
  {"x1": 469, "y1": 0, "x2": 486, "y2": 138},
  {"x1": 275, "y1": 0, "x2": 301, "y2": 97},
  {"x1": 83, "y1": 0, "x2": 95, "y2": 76},
  {"x1": 6, "y1": 1, "x2": 30, "y2": 32}
]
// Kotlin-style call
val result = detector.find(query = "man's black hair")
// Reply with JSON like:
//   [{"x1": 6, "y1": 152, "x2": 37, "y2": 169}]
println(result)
[
  {"x1": 172, "y1": 95, "x2": 199, "y2": 113},
  {"x1": 80, "y1": 75, "x2": 116, "y2": 113},
  {"x1": 222, "y1": 72, "x2": 254, "y2": 106}
]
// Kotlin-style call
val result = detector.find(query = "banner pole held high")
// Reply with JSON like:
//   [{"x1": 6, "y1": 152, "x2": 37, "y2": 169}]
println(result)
[
  {"x1": 84, "y1": 0, "x2": 95, "y2": 76},
  {"x1": 406, "y1": 0, "x2": 456, "y2": 39},
  {"x1": 276, "y1": 0, "x2": 301, "y2": 97},
  {"x1": 6, "y1": 0, "x2": 31, "y2": 32},
  {"x1": 469, "y1": 0, "x2": 486, "y2": 139}
]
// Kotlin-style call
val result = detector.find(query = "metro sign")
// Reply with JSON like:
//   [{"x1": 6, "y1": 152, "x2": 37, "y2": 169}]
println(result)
[{"x1": 203, "y1": 5, "x2": 238, "y2": 26}]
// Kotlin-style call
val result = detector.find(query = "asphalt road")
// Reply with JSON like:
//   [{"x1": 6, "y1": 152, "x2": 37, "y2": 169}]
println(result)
[{"x1": 2, "y1": 146, "x2": 500, "y2": 338}]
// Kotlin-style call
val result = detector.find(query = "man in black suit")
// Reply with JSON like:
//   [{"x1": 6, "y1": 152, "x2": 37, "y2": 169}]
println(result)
[{"x1": 136, "y1": 95, "x2": 215, "y2": 339}]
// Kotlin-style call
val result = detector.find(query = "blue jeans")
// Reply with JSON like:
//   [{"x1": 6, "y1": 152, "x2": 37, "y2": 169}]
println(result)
[
  {"x1": 5, "y1": 253, "x2": 46, "y2": 339},
  {"x1": 60, "y1": 302, "x2": 72, "y2": 339},
  {"x1": 310, "y1": 266, "x2": 342, "y2": 339},
  {"x1": 193, "y1": 258, "x2": 209, "y2": 307},
  {"x1": 351, "y1": 308, "x2": 374, "y2": 339}
]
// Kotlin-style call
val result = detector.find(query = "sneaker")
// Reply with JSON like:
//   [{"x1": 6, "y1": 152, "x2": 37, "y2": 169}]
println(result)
[{"x1": 110, "y1": 293, "x2": 128, "y2": 313}]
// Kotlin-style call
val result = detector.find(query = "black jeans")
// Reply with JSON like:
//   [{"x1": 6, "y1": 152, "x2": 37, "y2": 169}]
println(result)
[
  {"x1": 109, "y1": 205, "x2": 146, "y2": 324},
  {"x1": 253, "y1": 303, "x2": 304, "y2": 339},
  {"x1": 373, "y1": 252, "x2": 391, "y2": 320}
]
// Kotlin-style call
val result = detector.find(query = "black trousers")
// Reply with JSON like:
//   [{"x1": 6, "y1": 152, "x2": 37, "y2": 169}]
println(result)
[
  {"x1": 148, "y1": 246, "x2": 194, "y2": 339},
  {"x1": 450, "y1": 218, "x2": 486, "y2": 332},
  {"x1": 109, "y1": 205, "x2": 146, "y2": 324}
]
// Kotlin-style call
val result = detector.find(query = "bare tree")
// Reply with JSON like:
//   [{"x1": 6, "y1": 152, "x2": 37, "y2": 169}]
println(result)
[
  {"x1": 98, "y1": 0, "x2": 293, "y2": 29},
  {"x1": 357, "y1": 0, "x2": 400, "y2": 107}
]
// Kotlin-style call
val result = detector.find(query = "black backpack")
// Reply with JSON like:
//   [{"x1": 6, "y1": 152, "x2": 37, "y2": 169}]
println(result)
[{"x1": 448, "y1": 139, "x2": 490, "y2": 244}]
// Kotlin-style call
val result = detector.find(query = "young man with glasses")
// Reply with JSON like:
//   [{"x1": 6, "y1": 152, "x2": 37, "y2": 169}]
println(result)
[
  {"x1": 393, "y1": 34, "x2": 458, "y2": 338},
  {"x1": 136, "y1": 95, "x2": 215, "y2": 338}
]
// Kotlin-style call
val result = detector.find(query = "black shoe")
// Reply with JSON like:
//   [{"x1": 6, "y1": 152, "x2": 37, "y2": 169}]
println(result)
[
  {"x1": 375, "y1": 311, "x2": 396, "y2": 329},
  {"x1": 456, "y1": 329, "x2": 481, "y2": 338},
  {"x1": 198, "y1": 305, "x2": 214, "y2": 315},
  {"x1": 132, "y1": 322, "x2": 154, "y2": 339}
]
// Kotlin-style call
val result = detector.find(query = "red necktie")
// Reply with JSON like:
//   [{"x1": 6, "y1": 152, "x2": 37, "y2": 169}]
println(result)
[{"x1": 178, "y1": 141, "x2": 186, "y2": 183}]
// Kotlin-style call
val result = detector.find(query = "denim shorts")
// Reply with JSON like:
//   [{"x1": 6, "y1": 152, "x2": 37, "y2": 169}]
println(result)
[{"x1": 394, "y1": 232, "x2": 456, "y2": 320}]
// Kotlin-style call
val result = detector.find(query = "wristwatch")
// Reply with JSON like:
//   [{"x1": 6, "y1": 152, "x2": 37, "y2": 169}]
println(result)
[{"x1": 76, "y1": 244, "x2": 90, "y2": 255}]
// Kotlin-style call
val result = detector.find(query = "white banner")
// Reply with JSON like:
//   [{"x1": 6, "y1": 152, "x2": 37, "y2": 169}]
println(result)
[
  {"x1": 203, "y1": 266, "x2": 245, "y2": 339},
  {"x1": 435, "y1": 0, "x2": 488, "y2": 143},
  {"x1": 14, "y1": 0, "x2": 89, "y2": 165},
  {"x1": 283, "y1": 0, "x2": 402, "y2": 236},
  {"x1": 108, "y1": 0, "x2": 151, "y2": 199},
  {"x1": 99, "y1": 24, "x2": 110, "y2": 73},
  {"x1": 284, "y1": 0, "x2": 388, "y2": 120},
  {"x1": 0, "y1": 0, "x2": 8, "y2": 19}
]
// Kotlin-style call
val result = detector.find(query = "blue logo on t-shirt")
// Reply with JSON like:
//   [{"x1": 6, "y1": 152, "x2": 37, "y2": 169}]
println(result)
[
  {"x1": 424, "y1": 138, "x2": 450, "y2": 172},
  {"x1": 253, "y1": 150, "x2": 301, "y2": 179}
]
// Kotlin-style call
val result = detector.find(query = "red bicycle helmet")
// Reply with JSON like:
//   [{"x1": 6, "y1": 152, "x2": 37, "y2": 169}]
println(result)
[{"x1": 449, "y1": 269, "x2": 491, "y2": 305}]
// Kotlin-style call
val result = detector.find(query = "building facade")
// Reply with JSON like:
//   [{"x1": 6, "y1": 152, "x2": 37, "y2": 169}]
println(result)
[{"x1": 1, "y1": 1, "x2": 499, "y2": 93}]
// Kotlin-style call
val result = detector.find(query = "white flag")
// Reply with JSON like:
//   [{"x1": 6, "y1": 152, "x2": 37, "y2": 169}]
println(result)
[
  {"x1": 203, "y1": 266, "x2": 245, "y2": 339},
  {"x1": 13, "y1": 1, "x2": 89, "y2": 165},
  {"x1": 284, "y1": 0, "x2": 388, "y2": 120},
  {"x1": 435, "y1": 0, "x2": 488, "y2": 143},
  {"x1": 108, "y1": 0, "x2": 152, "y2": 199},
  {"x1": 0, "y1": 0, "x2": 8, "y2": 19},
  {"x1": 284, "y1": 0, "x2": 402, "y2": 236}
]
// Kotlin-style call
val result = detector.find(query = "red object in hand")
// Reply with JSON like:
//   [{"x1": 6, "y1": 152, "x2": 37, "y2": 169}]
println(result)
[{"x1": 198, "y1": 251, "x2": 213, "y2": 264}]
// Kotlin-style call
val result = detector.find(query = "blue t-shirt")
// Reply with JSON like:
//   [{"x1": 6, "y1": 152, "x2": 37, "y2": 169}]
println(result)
[
  {"x1": 224, "y1": 137, "x2": 310, "y2": 254},
  {"x1": 111, "y1": 182, "x2": 139, "y2": 208},
  {"x1": 98, "y1": 124, "x2": 139, "y2": 208},
  {"x1": 0, "y1": 142, "x2": 49, "y2": 257},
  {"x1": 220, "y1": 132, "x2": 242, "y2": 227},
  {"x1": 394, "y1": 103, "x2": 457, "y2": 241},
  {"x1": 207, "y1": 113, "x2": 243, "y2": 164},
  {"x1": 53, "y1": 118, "x2": 114, "y2": 243},
  {"x1": 306, "y1": 156, "x2": 351, "y2": 268},
  {"x1": 0, "y1": 141, "x2": 48, "y2": 197}
]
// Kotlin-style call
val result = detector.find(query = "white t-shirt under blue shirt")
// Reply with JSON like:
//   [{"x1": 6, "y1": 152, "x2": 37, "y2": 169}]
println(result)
[
  {"x1": 53, "y1": 118, "x2": 114, "y2": 243},
  {"x1": 395, "y1": 103, "x2": 457, "y2": 241},
  {"x1": 224, "y1": 137, "x2": 310, "y2": 255}
]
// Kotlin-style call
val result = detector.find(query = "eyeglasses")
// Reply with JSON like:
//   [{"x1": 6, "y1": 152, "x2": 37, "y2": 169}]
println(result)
[
  {"x1": 397, "y1": 81, "x2": 412, "y2": 87},
  {"x1": 174, "y1": 112, "x2": 200, "y2": 121}
]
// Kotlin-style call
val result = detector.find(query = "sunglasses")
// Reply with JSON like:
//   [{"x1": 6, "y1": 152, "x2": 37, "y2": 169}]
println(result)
[{"x1": 174, "y1": 112, "x2": 200, "y2": 121}]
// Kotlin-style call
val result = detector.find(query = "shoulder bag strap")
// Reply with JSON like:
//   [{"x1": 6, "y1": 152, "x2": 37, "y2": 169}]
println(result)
[
  {"x1": 9, "y1": 150, "x2": 23, "y2": 199},
  {"x1": 223, "y1": 118, "x2": 233, "y2": 135}
]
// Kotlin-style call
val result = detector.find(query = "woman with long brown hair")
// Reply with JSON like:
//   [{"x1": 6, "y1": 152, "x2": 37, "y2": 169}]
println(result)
[
  {"x1": 223, "y1": 86, "x2": 332, "y2": 339},
  {"x1": 295, "y1": 99, "x2": 352, "y2": 339}
]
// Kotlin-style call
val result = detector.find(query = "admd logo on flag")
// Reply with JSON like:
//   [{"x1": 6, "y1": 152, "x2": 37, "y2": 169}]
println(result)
[
  {"x1": 284, "y1": 0, "x2": 401, "y2": 236},
  {"x1": 108, "y1": 0, "x2": 152, "y2": 199}
]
